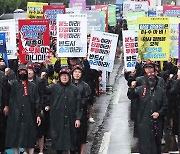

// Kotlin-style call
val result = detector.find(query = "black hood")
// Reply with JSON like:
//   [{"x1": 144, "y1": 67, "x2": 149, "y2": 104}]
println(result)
[{"x1": 17, "y1": 64, "x2": 28, "y2": 73}]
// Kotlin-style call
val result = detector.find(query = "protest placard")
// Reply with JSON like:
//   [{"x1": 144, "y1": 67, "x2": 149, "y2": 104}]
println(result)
[
  {"x1": 65, "y1": 8, "x2": 81, "y2": 14},
  {"x1": 81, "y1": 10, "x2": 101, "y2": 33},
  {"x1": 138, "y1": 17, "x2": 170, "y2": 61},
  {"x1": 126, "y1": 12, "x2": 146, "y2": 30},
  {"x1": 91, "y1": 5, "x2": 108, "y2": 32},
  {"x1": 108, "y1": 5, "x2": 116, "y2": 27},
  {"x1": 169, "y1": 17, "x2": 180, "y2": 58},
  {"x1": 14, "y1": 13, "x2": 27, "y2": 34},
  {"x1": 0, "y1": 19, "x2": 17, "y2": 59},
  {"x1": 163, "y1": 5, "x2": 180, "y2": 17},
  {"x1": 43, "y1": 5, "x2": 65, "y2": 37},
  {"x1": 0, "y1": 33, "x2": 8, "y2": 65},
  {"x1": 27, "y1": 2, "x2": 48, "y2": 19},
  {"x1": 19, "y1": 19, "x2": 50, "y2": 63},
  {"x1": 88, "y1": 31, "x2": 118, "y2": 72},
  {"x1": 70, "y1": 0, "x2": 86, "y2": 10},
  {"x1": 123, "y1": 1, "x2": 148, "y2": 17},
  {"x1": 123, "y1": 30, "x2": 138, "y2": 71},
  {"x1": 57, "y1": 14, "x2": 87, "y2": 57}
]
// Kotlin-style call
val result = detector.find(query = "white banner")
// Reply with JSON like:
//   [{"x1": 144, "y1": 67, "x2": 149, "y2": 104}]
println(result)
[
  {"x1": 88, "y1": 31, "x2": 118, "y2": 72},
  {"x1": 122, "y1": 30, "x2": 138, "y2": 72},
  {"x1": 57, "y1": 14, "x2": 87, "y2": 57},
  {"x1": 0, "y1": 19, "x2": 17, "y2": 59},
  {"x1": 14, "y1": 13, "x2": 27, "y2": 34},
  {"x1": 123, "y1": 1, "x2": 148, "y2": 17}
]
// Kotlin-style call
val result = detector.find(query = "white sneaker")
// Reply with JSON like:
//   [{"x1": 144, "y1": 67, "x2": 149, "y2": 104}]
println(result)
[
  {"x1": 161, "y1": 138, "x2": 166, "y2": 145},
  {"x1": 89, "y1": 118, "x2": 95, "y2": 123},
  {"x1": 23, "y1": 152, "x2": 28, "y2": 154},
  {"x1": 38, "y1": 153, "x2": 43, "y2": 154}
]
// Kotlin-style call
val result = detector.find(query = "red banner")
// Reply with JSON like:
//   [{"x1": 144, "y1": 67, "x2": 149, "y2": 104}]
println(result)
[
  {"x1": 163, "y1": 5, "x2": 180, "y2": 17},
  {"x1": 43, "y1": 5, "x2": 65, "y2": 37},
  {"x1": 18, "y1": 19, "x2": 50, "y2": 63}
]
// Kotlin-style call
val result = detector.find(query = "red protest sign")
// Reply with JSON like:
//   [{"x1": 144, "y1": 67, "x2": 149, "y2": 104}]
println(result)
[
  {"x1": 18, "y1": 19, "x2": 50, "y2": 63},
  {"x1": 43, "y1": 5, "x2": 66, "y2": 37}
]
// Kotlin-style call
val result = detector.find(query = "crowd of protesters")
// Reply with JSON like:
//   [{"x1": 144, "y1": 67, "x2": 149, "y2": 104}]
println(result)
[
  {"x1": 0, "y1": 55, "x2": 102, "y2": 154},
  {"x1": 126, "y1": 57, "x2": 180, "y2": 154},
  {"x1": 0, "y1": 17, "x2": 126, "y2": 154}
]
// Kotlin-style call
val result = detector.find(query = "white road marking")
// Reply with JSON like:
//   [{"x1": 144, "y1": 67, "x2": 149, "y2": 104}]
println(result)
[{"x1": 98, "y1": 132, "x2": 111, "y2": 154}]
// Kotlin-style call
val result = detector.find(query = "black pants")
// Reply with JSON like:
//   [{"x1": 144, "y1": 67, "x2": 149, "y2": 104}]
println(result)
[
  {"x1": 0, "y1": 112, "x2": 6, "y2": 152},
  {"x1": 56, "y1": 150, "x2": 76, "y2": 154}
]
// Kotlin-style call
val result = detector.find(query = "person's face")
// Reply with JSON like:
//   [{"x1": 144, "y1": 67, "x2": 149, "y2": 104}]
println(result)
[
  {"x1": 177, "y1": 70, "x2": 180, "y2": 79},
  {"x1": 144, "y1": 67, "x2": 154, "y2": 74},
  {"x1": 73, "y1": 69, "x2": 82, "y2": 80},
  {"x1": 168, "y1": 57, "x2": 172, "y2": 63},
  {"x1": 0, "y1": 61, "x2": 5, "y2": 66},
  {"x1": 28, "y1": 69, "x2": 34, "y2": 80},
  {"x1": 70, "y1": 59, "x2": 77, "y2": 66},
  {"x1": 19, "y1": 69, "x2": 27, "y2": 75},
  {"x1": 60, "y1": 73, "x2": 70, "y2": 84},
  {"x1": 137, "y1": 58, "x2": 141, "y2": 63}
]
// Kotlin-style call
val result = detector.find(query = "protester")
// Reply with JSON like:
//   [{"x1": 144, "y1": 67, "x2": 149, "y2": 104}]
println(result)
[
  {"x1": 4, "y1": 64, "x2": 41, "y2": 154},
  {"x1": 0, "y1": 71, "x2": 8, "y2": 154},
  {"x1": 26, "y1": 64, "x2": 47, "y2": 154},
  {"x1": 128, "y1": 72, "x2": 168, "y2": 154},
  {"x1": 39, "y1": 67, "x2": 82, "y2": 154},
  {"x1": 72, "y1": 65, "x2": 91, "y2": 154}
]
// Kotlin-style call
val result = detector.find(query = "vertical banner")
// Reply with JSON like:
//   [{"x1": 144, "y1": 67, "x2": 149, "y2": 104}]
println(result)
[
  {"x1": 108, "y1": 5, "x2": 116, "y2": 27},
  {"x1": 27, "y1": 2, "x2": 48, "y2": 19},
  {"x1": 57, "y1": 14, "x2": 87, "y2": 57},
  {"x1": 0, "y1": 33, "x2": 8, "y2": 65},
  {"x1": 123, "y1": 30, "x2": 138, "y2": 71},
  {"x1": 43, "y1": 5, "x2": 66, "y2": 37},
  {"x1": 126, "y1": 12, "x2": 146, "y2": 30},
  {"x1": 169, "y1": 17, "x2": 180, "y2": 58},
  {"x1": 81, "y1": 10, "x2": 101, "y2": 33},
  {"x1": 19, "y1": 20, "x2": 50, "y2": 63},
  {"x1": 87, "y1": 31, "x2": 118, "y2": 72},
  {"x1": 14, "y1": 13, "x2": 27, "y2": 34},
  {"x1": 163, "y1": 5, "x2": 180, "y2": 17},
  {"x1": 138, "y1": 17, "x2": 170, "y2": 61},
  {"x1": 0, "y1": 19, "x2": 17, "y2": 59},
  {"x1": 70, "y1": 0, "x2": 86, "y2": 10}
]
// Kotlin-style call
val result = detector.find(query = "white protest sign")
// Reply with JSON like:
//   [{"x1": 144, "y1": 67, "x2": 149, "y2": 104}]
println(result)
[
  {"x1": 123, "y1": 30, "x2": 138, "y2": 71},
  {"x1": 57, "y1": 14, "x2": 87, "y2": 57},
  {"x1": 88, "y1": 31, "x2": 118, "y2": 72},
  {"x1": 0, "y1": 19, "x2": 17, "y2": 59}
]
